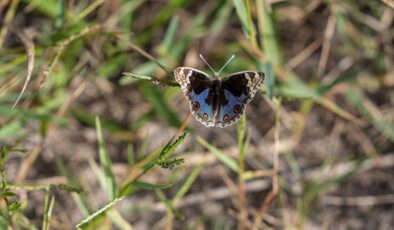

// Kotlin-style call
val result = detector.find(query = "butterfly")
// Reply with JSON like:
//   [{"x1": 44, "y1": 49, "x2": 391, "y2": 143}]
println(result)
[{"x1": 174, "y1": 57, "x2": 264, "y2": 128}]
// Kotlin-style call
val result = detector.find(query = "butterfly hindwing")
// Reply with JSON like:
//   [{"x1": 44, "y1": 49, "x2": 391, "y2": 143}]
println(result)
[
  {"x1": 215, "y1": 89, "x2": 246, "y2": 128},
  {"x1": 188, "y1": 88, "x2": 216, "y2": 127}
]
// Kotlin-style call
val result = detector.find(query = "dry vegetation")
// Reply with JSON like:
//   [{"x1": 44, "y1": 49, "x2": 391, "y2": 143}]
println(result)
[{"x1": 0, "y1": 0, "x2": 393, "y2": 229}]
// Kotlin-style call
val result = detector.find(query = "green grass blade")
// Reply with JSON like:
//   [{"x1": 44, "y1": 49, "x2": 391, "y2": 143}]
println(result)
[
  {"x1": 107, "y1": 209, "x2": 133, "y2": 230},
  {"x1": 0, "y1": 121, "x2": 22, "y2": 140},
  {"x1": 95, "y1": 116, "x2": 116, "y2": 200},
  {"x1": 75, "y1": 197, "x2": 124, "y2": 229},
  {"x1": 158, "y1": 15, "x2": 179, "y2": 55},
  {"x1": 346, "y1": 88, "x2": 394, "y2": 141},
  {"x1": 118, "y1": 0, "x2": 145, "y2": 30},
  {"x1": 73, "y1": 0, "x2": 106, "y2": 23},
  {"x1": 138, "y1": 135, "x2": 150, "y2": 159},
  {"x1": 233, "y1": 0, "x2": 255, "y2": 42},
  {"x1": 89, "y1": 158, "x2": 108, "y2": 197},
  {"x1": 55, "y1": 0, "x2": 65, "y2": 30},
  {"x1": 119, "y1": 181, "x2": 172, "y2": 197},
  {"x1": 0, "y1": 105, "x2": 59, "y2": 123},
  {"x1": 42, "y1": 192, "x2": 55, "y2": 230},
  {"x1": 173, "y1": 164, "x2": 204, "y2": 205},
  {"x1": 156, "y1": 190, "x2": 183, "y2": 220},
  {"x1": 208, "y1": 1, "x2": 233, "y2": 33},
  {"x1": 197, "y1": 137, "x2": 239, "y2": 172},
  {"x1": 22, "y1": 0, "x2": 57, "y2": 18},
  {"x1": 0, "y1": 55, "x2": 27, "y2": 74},
  {"x1": 275, "y1": 76, "x2": 321, "y2": 99},
  {"x1": 54, "y1": 155, "x2": 91, "y2": 217},
  {"x1": 118, "y1": 132, "x2": 187, "y2": 196},
  {"x1": 143, "y1": 132, "x2": 187, "y2": 171},
  {"x1": 126, "y1": 144, "x2": 135, "y2": 166},
  {"x1": 260, "y1": 61, "x2": 274, "y2": 99},
  {"x1": 256, "y1": 0, "x2": 283, "y2": 65},
  {"x1": 1, "y1": 146, "x2": 9, "y2": 189},
  {"x1": 237, "y1": 115, "x2": 246, "y2": 153},
  {"x1": 71, "y1": 108, "x2": 129, "y2": 132},
  {"x1": 139, "y1": 81, "x2": 182, "y2": 127},
  {"x1": 156, "y1": 132, "x2": 188, "y2": 164}
]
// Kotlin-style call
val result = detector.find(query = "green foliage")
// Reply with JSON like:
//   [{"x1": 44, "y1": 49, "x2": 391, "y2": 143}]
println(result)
[
  {"x1": 0, "y1": 0, "x2": 391, "y2": 228},
  {"x1": 77, "y1": 130, "x2": 187, "y2": 228}
]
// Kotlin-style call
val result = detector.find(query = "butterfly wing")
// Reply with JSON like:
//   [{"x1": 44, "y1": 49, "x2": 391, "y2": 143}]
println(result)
[
  {"x1": 215, "y1": 71, "x2": 264, "y2": 128},
  {"x1": 174, "y1": 67, "x2": 216, "y2": 127},
  {"x1": 221, "y1": 71, "x2": 264, "y2": 104}
]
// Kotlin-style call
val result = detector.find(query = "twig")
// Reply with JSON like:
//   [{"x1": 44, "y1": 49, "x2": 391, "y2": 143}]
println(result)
[{"x1": 119, "y1": 37, "x2": 173, "y2": 76}]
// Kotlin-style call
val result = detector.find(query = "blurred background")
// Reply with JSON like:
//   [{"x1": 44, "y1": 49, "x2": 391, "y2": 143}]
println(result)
[{"x1": 0, "y1": 0, "x2": 393, "y2": 229}]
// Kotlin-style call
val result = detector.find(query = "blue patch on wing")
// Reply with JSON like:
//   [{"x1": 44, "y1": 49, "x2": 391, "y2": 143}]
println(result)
[
  {"x1": 216, "y1": 90, "x2": 246, "y2": 128},
  {"x1": 188, "y1": 89, "x2": 215, "y2": 127}
]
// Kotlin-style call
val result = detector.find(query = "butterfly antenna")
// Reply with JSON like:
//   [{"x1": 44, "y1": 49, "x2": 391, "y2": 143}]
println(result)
[
  {"x1": 199, "y1": 54, "x2": 218, "y2": 75},
  {"x1": 217, "y1": 54, "x2": 235, "y2": 75}
]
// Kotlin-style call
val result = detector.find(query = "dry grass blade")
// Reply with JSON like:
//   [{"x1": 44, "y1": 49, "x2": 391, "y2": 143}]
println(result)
[
  {"x1": 12, "y1": 29, "x2": 35, "y2": 109},
  {"x1": 14, "y1": 142, "x2": 43, "y2": 184},
  {"x1": 322, "y1": 194, "x2": 394, "y2": 206},
  {"x1": 304, "y1": 153, "x2": 394, "y2": 182},
  {"x1": 382, "y1": 0, "x2": 394, "y2": 9},
  {"x1": 175, "y1": 112, "x2": 192, "y2": 136},
  {"x1": 317, "y1": 97, "x2": 362, "y2": 125},
  {"x1": 286, "y1": 38, "x2": 322, "y2": 69},
  {"x1": 318, "y1": 13, "x2": 336, "y2": 77},
  {"x1": 120, "y1": 36, "x2": 172, "y2": 76},
  {"x1": 322, "y1": 56, "x2": 353, "y2": 84}
]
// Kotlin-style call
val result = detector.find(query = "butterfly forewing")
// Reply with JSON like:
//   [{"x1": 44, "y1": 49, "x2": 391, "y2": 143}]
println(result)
[
  {"x1": 174, "y1": 67, "x2": 211, "y2": 100},
  {"x1": 221, "y1": 71, "x2": 264, "y2": 104}
]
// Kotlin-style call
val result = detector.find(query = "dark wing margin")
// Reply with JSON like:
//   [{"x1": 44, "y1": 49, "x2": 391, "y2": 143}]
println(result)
[
  {"x1": 174, "y1": 67, "x2": 212, "y2": 99},
  {"x1": 221, "y1": 71, "x2": 264, "y2": 104}
]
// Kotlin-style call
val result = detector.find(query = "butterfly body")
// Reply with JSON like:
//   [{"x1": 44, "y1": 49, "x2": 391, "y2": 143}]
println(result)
[{"x1": 174, "y1": 67, "x2": 264, "y2": 128}]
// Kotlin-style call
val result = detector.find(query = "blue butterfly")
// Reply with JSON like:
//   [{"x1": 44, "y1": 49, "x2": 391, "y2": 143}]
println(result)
[{"x1": 174, "y1": 59, "x2": 264, "y2": 128}]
